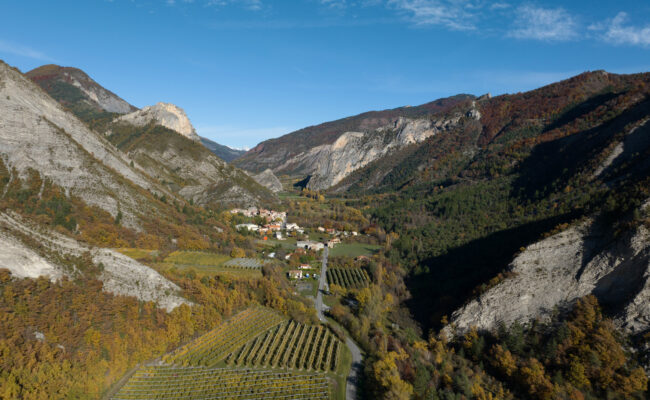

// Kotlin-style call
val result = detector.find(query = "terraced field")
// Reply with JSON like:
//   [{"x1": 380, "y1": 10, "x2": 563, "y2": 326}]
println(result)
[
  {"x1": 327, "y1": 267, "x2": 369, "y2": 289},
  {"x1": 112, "y1": 366, "x2": 329, "y2": 400},
  {"x1": 163, "y1": 307, "x2": 285, "y2": 366},
  {"x1": 226, "y1": 321, "x2": 341, "y2": 372}
]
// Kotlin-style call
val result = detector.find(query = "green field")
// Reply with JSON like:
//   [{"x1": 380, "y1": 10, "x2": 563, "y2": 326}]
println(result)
[
  {"x1": 164, "y1": 251, "x2": 231, "y2": 266},
  {"x1": 115, "y1": 248, "x2": 158, "y2": 261},
  {"x1": 328, "y1": 243, "x2": 381, "y2": 257},
  {"x1": 257, "y1": 237, "x2": 298, "y2": 250},
  {"x1": 158, "y1": 251, "x2": 264, "y2": 278}
]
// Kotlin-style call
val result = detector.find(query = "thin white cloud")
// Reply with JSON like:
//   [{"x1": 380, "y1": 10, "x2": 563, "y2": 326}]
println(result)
[
  {"x1": 321, "y1": 0, "x2": 347, "y2": 9},
  {"x1": 599, "y1": 12, "x2": 650, "y2": 47},
  {"x1": 387, "y1": 0, "x2": 479, "y2": 31},
  {"x1": 508, "y1": 5, "x2": 578, "y2": 41},
  {"x1": 490, "y1": 2, "x2": 510, "y2": 10},
  {"x1": 167, "y1": 0, "x2": 264, "y2": 11},
  {"x1": 0, "y1": 39, "x2": 56, "y2": 62}
]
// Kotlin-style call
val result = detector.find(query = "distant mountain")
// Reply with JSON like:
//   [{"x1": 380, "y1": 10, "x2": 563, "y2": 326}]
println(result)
[
  {"x1": 200, "y1": 137, "x2": 246, "y2": 162},
  {"x1": 234, "y1": 95, "x2": 475, "y2": 190}
]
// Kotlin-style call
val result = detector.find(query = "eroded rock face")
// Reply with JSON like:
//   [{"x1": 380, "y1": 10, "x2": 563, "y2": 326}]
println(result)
[
  {"x1": 62, "y1": 69, "x2": 134, "y2": 113},
  {"x1": 0, "y1": 61, "x2": 164, "y2": 228},
  {"x1": 446, "y1": 212, "x2": 650, "y2": 336},
  {"x1": 116, "y1": 102, "x2": 200, "y2": 141},
  {"x1": 122, "y1": 137, "x2": 271, "y2": 207},
  {"x1": 0, "y1": 212, "x2": 188, "y2": 311},
  {"x1": 278, "y1": 111, "x2": 474, "y2": 190},
  {"x1": 0, "y1": 232, "x2": 62, "y2": 282},
  {"x1": 252, "y1": 169, "x2": 283, "y2": 193}
]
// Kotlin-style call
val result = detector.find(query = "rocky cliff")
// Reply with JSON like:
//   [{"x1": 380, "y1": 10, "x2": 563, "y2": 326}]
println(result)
[
  {"x1": 115, "y1": 102, "x2": 200, "y2": 141},
  {"x1": 446, "y1": 209, "x2": 650, "y2": 336},
  {"x1": 251, "y1": 169, "x2": 283, "y2": 193},
  {"x1": 236, "y1": 98, "x2": 478, "y2": 191},
  {"x1": 0, "y1": 211, "x2": 188, "y2": 311},
  {"x1": 292, "y1": 109, "x2": 479, "y2": 190},
  {"x1": 0, "y1": 61, "x2": 168, "y2": 228},
  {"x1": 234, "y1": 95, "x2": 474, "y2": 179},
  {"x1": 106, "y1": 121, "x2": 275, "y2": 207}
]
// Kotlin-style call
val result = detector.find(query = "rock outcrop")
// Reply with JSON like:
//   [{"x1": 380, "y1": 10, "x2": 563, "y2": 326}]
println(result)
[
  {"x1": 278, "y1": 111, "x2": 478, "y2": 190},
  {"x1": 447, "y1": 210, "x2": 650, "y2": 336},
  {"x1": 0, "y1": 212, "x2": 188, "y2": 311},
  {"x1": 108, "y1": 121, "x2": 274, "y2": 207},
  {"x1": 251, "y1": 169, "x2": 283, "y2": 193},
  {"x1": 235, "y1": 95, "x2": 475, "y2": 177},
  {"x1": 116, "y1": 102, "x2": 200, "y2": 141},
  {"x1": 0, "y1": 61, "x2": 167, "y2": 228}
]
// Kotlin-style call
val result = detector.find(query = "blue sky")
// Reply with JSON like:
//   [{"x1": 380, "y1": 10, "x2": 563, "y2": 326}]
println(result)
[{"x1": 2, "y1": 1, "x2": 650, "y2": 149}]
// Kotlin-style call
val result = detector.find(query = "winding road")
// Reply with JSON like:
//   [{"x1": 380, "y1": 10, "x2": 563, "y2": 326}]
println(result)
[{"x1": 316, "y1": 246, "x2": 363, "y2": 400}]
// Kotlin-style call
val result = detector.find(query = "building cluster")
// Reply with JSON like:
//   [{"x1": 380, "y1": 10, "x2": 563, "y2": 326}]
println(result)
[
  {"x1": 288, "y1": 264, "x2": 317, "y2": 280},
  {"x1": 317, "y1": 226, "x2": 358, "y2": 237},
  {"x1": 296, "y1": 240, "x2": 324, "y2": 251},
  {"x1": 232, "y1": 207, "x2": 304, "y2": 238},
  {"x1": 230, "y1": 207, "x2": 287, "y2": 223},
  {"x1": 235, "y1": 221, "x2": 305, "y2": 236}
]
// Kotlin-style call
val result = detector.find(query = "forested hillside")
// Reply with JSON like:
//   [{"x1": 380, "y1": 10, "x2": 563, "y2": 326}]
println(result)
[{"x1": 346, "y1": 71, "x2": 650, "y2": 332}]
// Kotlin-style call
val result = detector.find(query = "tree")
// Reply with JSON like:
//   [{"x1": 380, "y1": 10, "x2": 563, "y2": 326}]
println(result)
[
  {"x1": 372, "y1": 350, "x2": 414, "y2": 400},
  {"x1": 230, "y1": 247, "x2": 245, "y2": 258}
]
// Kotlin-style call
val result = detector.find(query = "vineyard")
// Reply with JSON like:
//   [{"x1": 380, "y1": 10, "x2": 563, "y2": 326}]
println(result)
[
  {"x1": 111, "y1": 366, "x2": 330, "y2": 400},
  {"x1": 222, "y1": 258, "x2": 265, "y2": 269},
  {"x1": 164, "y1": 307, "x2": 285, "y2": 366},
  {"x1": 225, "y1": 321, "x2": 341, "y2": 372},
  {"x1": 326, "y1": 267, "x2": 369, "y2": 289}
]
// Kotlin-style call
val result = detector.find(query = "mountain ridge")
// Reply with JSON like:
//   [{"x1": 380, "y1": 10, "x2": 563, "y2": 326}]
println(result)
[
  {"x1": 200, "y1": 136, "x2": 247, "y2": 162},
  {"x1": 26, "y1": 64, "x2": 136, "y2": 118}
]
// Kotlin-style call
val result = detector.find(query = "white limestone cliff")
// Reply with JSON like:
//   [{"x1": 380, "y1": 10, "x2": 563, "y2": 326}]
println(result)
[{"x1": 116, "y1": 102, "x2": 201, "y2": 141}]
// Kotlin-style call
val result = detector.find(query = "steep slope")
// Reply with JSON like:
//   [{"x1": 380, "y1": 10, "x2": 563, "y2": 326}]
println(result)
[
  {"x1": 362, "y1": 70, "x2": 650, "y2": 334},
  {"x1": 447, "y1": 212, "x2": 650, "y2": 336},
  {"x1": 24, "y1": 63, "x2": 274, "y2": 208},
  {"x1": 116, "y1": 102, "x2": 201, "y2": 141},
  {"x1": 200, "y1": 137, "x2": 246, "y2": 162},
  {"x1": 0, "y1": 61, "x2": 170, "y2": 228},
  {"x1": 234, "y1": 95, "x2": 473, "y2": 187},
  {"x1": 0, "y1": 211, "x2": 187, "y2": 311},
  {"x1": 25, "y1": 64, "x2": 136, "y2": 126},
  {"x1": 106, "y1": 121, "x2": 275, "y2": 207},
  {"x1": 250, "y1": 169, "x2": 283, "y2": 193}
]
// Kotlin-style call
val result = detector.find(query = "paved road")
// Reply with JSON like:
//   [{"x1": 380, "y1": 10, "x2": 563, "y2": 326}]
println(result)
[
  {"x1": 315, "y1": 246, "x2": 362, "y2": 400},
  {"x1": 315, "y1": 247, "x2": 329, "y2": 323}
]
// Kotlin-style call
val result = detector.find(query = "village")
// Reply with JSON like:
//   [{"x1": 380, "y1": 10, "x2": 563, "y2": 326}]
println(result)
[{"x1": 229, "y1": 207, "x2": 361, "y2": 283}]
